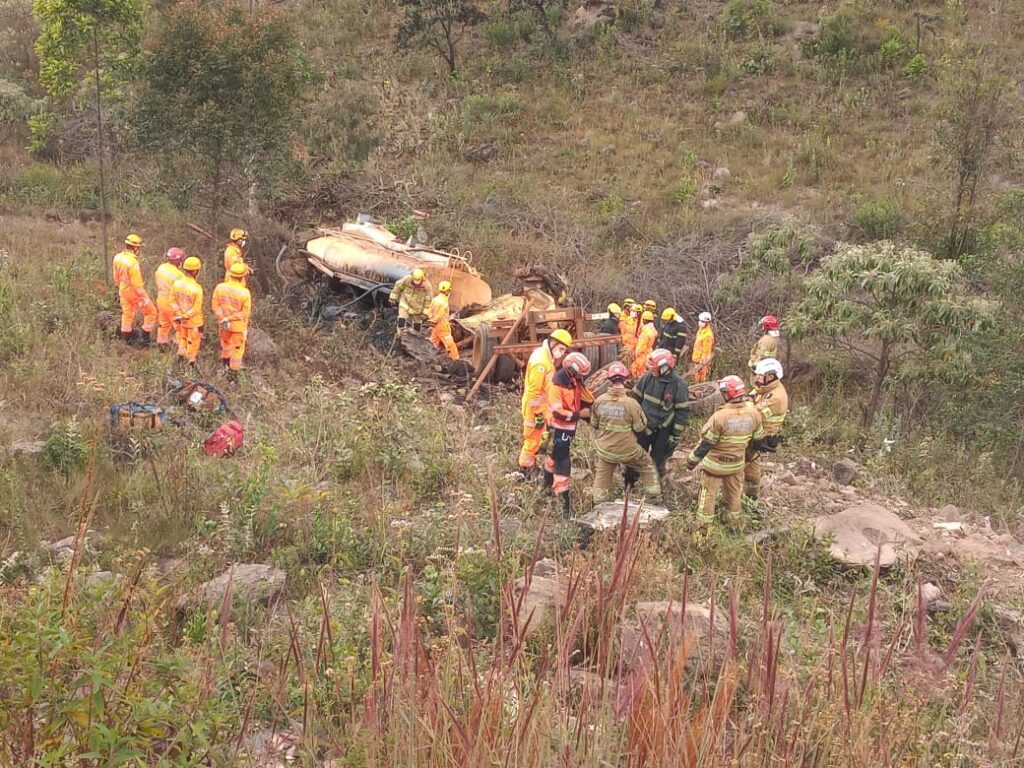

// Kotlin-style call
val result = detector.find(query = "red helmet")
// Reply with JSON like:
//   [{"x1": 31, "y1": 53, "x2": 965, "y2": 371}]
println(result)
[
  {"x1": 605, "y1": 361, "x2": 629, "y2": 381},
  {"x1": 719, "y1": 375, "x2": 748, "y2": 401},
  {"x1": 647, "y1": 348, "x2": 676, "y2": 372},
  {"x1": 562, "y1": 352, "x2": 592, "y2": 378},
  {"x1": 166, "y1": 247, "x2": 186, "y2": 265},
  {"x1": 760, "y1": 315, "x2": 779, "y2": 331}
]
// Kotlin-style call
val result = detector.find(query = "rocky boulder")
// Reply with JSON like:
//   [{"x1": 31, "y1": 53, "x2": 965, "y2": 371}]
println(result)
[
  {"x1": 246, "y1": 327, "x2": 279, "y2": 366},
  {"x1": 177, "y1": 563, "x2": 286, "y2": 612},
  {"x1": 620, "y1": 601, "x2": 730, "y2": 676},
  {"x1": 812, "y1": 503, "x2": 921, "y2": 567},
  {"x1": 512, "y1": 558, "x2": 566, "y2": 637},
  {"x1": 578, "y1": 499, "x2": 671, "y2": 532},
  {"x1": 833, "y1": 458, "x2": 862, "y2": 485},
  {"x1": 570, "y1": 0, "x2": 615, "y2": 32}
]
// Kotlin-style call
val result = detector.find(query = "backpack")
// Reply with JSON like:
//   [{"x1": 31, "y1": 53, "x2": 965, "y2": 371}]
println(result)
[
  {"x1": 109, "y1": 402, "x2": 165, "y2": 432},
  {"x1": 170, "y1": 379, "x2": 228, "y2": 413}
]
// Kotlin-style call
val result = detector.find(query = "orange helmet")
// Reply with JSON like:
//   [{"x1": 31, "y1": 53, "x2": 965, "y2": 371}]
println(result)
[
  {"x1": 760, "y1": 314, "x2": 780, "y2": 331},
  {"x1": 605, "y1": 361, "x2": 629, "y2": 382},
  {"x1": 562, "y1": 352, "x2": 592, "y2": 378},
  {"x1": 719, "y1": 375, "x2": 748, "y2": 401},
  {"x1": 165, "y1": 247, "x2": 186, "y2": 264},
  {"x1": 647, "y1": 348, "x2": 676, "y2": 372}
]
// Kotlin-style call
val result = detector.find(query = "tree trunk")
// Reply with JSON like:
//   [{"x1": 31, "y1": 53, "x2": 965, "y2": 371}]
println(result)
[
  {"x1": 92, "y1": 27, "x2": 110, "y2": 282},
  {"x1": 863, "y1": 340, "x2": 891, "y2": 429},
  {"x1": 211, "y1": 144, "x2": 223, "y2": 237}
]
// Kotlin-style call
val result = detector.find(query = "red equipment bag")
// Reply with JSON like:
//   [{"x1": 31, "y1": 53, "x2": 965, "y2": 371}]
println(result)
[{"x1": 203, "y1": 420, "x2": 244, "y2": 457}]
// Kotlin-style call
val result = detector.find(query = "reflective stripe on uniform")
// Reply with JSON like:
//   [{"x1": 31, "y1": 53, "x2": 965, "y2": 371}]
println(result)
[{"x1": 701, "y1": 456, "x2": 745, "y2": 474}]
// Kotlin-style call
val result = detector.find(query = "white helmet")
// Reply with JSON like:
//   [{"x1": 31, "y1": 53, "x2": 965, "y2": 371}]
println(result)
[
  {"x1": 698, "y1": 311, "x2": 712, "y2": 323},
  {"x1": 754, "y1": 357, "x2": 784, "y2": 380}
]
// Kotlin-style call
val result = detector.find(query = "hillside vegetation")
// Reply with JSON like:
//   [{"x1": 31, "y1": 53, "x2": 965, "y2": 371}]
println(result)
[{"x1": 2, "y1": 0, "x2": 1024, "y2": 764}]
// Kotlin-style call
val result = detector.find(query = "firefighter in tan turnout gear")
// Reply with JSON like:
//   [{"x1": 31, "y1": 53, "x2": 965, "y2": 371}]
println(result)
[
  {"x1": 686, "y1": 375, "x2": 764, "y2": 522},
  {"x1": 590, "y1": 362, "x2": 661, "y2": 501},
  {"x1": 744, "y1": 357, "x2": 789, "y2": 500}
]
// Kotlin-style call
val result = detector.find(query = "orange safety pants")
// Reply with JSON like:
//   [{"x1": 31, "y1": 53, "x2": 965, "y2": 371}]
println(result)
[
  {"x1": 519, "y1": 424, "x2": 545, "y2": 468},
  {"x1": 177, "y1": 324, "x2": 202, "y2": 363},
  {"x1": 692, "y1": 362, "x2": 712, "y2": 383},
  {"x1": 120, "y1": 290, "x2": 156, "y2": 334},
  {"x1": 156, "y1": 297, "x2": 177, "y2": 344},
  {"x1": 631, "y1": 353, "x2": 650, "y2": 379},
  {"x1": 219, "y1": 329, "x2": 246, "y2": 371},
  {"x1": 430, "y1": 321, "x2": 459, "y2": 360}
]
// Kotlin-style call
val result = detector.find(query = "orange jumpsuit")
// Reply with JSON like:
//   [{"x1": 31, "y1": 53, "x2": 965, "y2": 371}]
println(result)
[
  {"x1": 171, "y1": 275, "x2": 204, "y2": 363},
  {"x1": 631, "y1": 322, "x2": 659, "y2": 378},
  {"x1": 154, "y1": 261, "x2": 184, "y2": 344},
  {"x1": 223, "y1": 242, "x2": 249, "y2": 283},
  {"x1": 112, "y1": 249, "x2": 156, "y2": 334},
  {"x1": 691, "y1": 325, "x2": 716, "y2": 382},
  {"x1": 519, "y1": 342, "x2": 557, "y2": 468},
  {"x1": 211, "y1": 278, "x2": 252, "y2": 371},
  {"x1": 427, "y1": 293, "x2": 459, "y2": 360},
  {"x1": 619, "y1": 313, "x2": 638, "y2": 352}
]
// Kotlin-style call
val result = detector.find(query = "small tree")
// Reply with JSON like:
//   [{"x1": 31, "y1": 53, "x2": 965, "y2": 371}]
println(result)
[
  {"x1": 508, "y1": 0, "x2": 563, "y2": 42},
  {"x1": 33, "y1": 0, "x2": 144, "y2": 279},
  {"x1": 137, "y1": 3, "x2": 313, "y2": 229},
  {"x1": 788, "y1": 241, "x2": 995, "y2": 429},
  {"x1": 396, "y1": 0, "x2": 484, "y2": 76}
]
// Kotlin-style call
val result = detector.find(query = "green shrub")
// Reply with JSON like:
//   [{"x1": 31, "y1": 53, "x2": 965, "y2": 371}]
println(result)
[
  {"x1": 742, "y1": 43, "x2": 775, "y2": 75},
  {"x1": 903, "y1": 53, "x2": 927, "y2": 79},
  {"x1": 878, "y1": 35, "x2": 904, "y2": 67},
  {"x1": 387, "y1": 215, "x2": 420, "y2": 241},
  {"x1": 720, "y1": 0, "x2": 772, "y2": 39},
  {"x1": 41, "y1": 420, "x2": 88, "y2": 477},
  {"x1": 854, "y1": 194, "x2": 902, "y2": 240},
  {"x1": 669, "y1": 176, "x2": 697, "y2": 205},
  {"x1": 597, "y1": 190, "x2": 627, "y2": 221}
]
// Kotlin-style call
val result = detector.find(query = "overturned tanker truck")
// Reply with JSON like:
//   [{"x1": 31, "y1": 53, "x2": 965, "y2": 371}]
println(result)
[{"x1": 297, "y1": 217, "x2": 622, "y2": 384}]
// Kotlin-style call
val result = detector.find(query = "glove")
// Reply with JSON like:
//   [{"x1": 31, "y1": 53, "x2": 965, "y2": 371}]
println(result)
[
  {"x1": 220, "y1": 319, "x2": 230, "y2": 329},
  {"x1": 686, "y1": 457, "x2": 698, "y2": 470},
  {"x1": 667, "y1": 435, "x2": 679, "y2": 448},
  {"x1": 533, "y1": 414, "x2": 545, "y2": 429},
  {"x1": 565, "y1": 411, "x2": 580, "y2": 423}
]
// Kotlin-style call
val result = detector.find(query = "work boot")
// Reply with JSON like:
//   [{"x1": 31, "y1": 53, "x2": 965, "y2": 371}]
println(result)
[
  {"x1": 157, "y1": 342, "x2": 172, "y2": 353},
  {"x1": 623, "y1": 469, "x2": 639, "y2": 493},
  {"x1": 507, "y1": 467, "x2": 536, "y2": 482},
  {"x1": 540, "y1": 470, "x2": 554, "y2": 490},
  {"x1": 227, "y1": 369, "x2": 239, "y2": 383},
  {"x1": 134, "y1": 330, "x2": 152, "y2": 347},
  {"x1": 118, "y1": 329, "x2": 133, "y2": 345},
  {"x1": 559, "y1": 491, "x2": 573, "y2": 519}
]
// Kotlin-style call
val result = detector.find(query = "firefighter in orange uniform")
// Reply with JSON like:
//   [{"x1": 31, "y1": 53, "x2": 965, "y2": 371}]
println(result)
[
  {"x1": 618, "y1": 299, "x2": 638, "y2": 357},
  {"x1": 154, "y1": 247, "x2": 186, "y2": 349},
  {"x1": 427, "y1": 280, "x2": 460, "y2": 360},
  {"x1": 212, "y1": 261, "x2": 252, "y2": 378},
  {"x1": 112, "y1": 233, "x2": 157, "y2": 345},
  {"x1": 171, "y1": 257, "x2": 204, "y2": 366},
  {"x1": 223, "y1": 228, "x2": 250, "y2": 282},
  {"x1": 631, "y1": 310, "x2": 659, "y2": 378},
  {"x1": 514, "y1": 328, "x2": 573, "y2": 479},
  {"x1": 544, "y1": 351, "x2": 593, "y2": 518}
]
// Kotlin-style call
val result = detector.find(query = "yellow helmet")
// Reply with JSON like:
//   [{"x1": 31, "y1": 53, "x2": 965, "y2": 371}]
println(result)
[
  {"x1": 661, "y1": 307, "x2": 676, "y2": 321},
  {"x1": 642, "y1": 310, "x2": 654, "y2": 322},
  {"x1": 644, "y1": 299, "x2": 657, "y2": 311},
  {"x1": 438, "y1": 280, "x2": 452, "y2": 293},
  {"x1": 124, "y1": 233, "x2": 143, "y2": 248},
  {"x1": 183, "y1": 256, "x2": 202, "y2": 271},
  {"x1": 608, "y1": 302, "x2": 622, "y2": 315},
  {"x1": 623, "y1": 298, "x2": 635, "y2": 308},
  {"x1": 411, "y1": 268, "x2": 425, "y2": 282},
  {"x1": 229, "y1": 262, "x2": 248, "y2": 278},
  {"x1": 549, "y1": 328, "x2": 573, "y2": 347},
  {"x1": 230, "y1": 228, "x2": 247, "y2": 241}
]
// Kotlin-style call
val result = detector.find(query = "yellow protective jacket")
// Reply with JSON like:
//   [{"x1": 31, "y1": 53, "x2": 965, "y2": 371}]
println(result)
[
  {"x1": 154, "y1": 262, "x2": 184, "y2": 305},
  {"x1": 171, "y1": 275, "x2": 204, "y2": 328},
  {"x1": 688, "y1": 399, "x2": 764, "y2": 475},
  {"x1": 112, "y1": 249, "x2": 149, "y2": 302},
  {"x1": 753, "y1": 378, "x2": 788, "y2": 438},
  {"x1": 390, "y1": 274, "x2": 434, "y2": 317},
  {"x1": 691, "y1": 325, "x2": 716, "y2": 365},
  {"x1": 428, "y1": 292, "x2": 452, "y2": 332},
  {"x1": 212, "y1": 279, "x2": 252, "y2": 332},
  {"x1": 521, "y1": 342, "x2": 556, "y2": 425},
  {"x1": 631, "y1": 322, "x2": 659, "y2": 376},
  {"x1": 591, "y1": 387, "x2": 648, "y2": 462},
  {"x1": 224, "y1": 242, "x2": 249, "y2": 276},
  {"x1": 749, "y1": 332, "x2": 779, "y2": 369}
]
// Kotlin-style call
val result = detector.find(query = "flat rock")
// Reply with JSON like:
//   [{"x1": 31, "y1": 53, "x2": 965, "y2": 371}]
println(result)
[
  {"x1": 776, "y1": 471, "x2": 800, "y2": 486},
  {"x1": 712, "y1": 167, "x2": 731, "y2": 182},
  {"x1": 512, "y1": 558, "x2": 566, "y2": 637},
  {"x1": 812, "y1": 503, "x2": 921, "y2": 567},
  {"x1": 578, "y1": 500, "x2": 671, "y2": 531},
  {"x1": 833, "y1": 458, "x2": 861, "y2": 485},
  {"x1": 246, "y1": 327, "x2": 279, "y2": 366},
  {"x1": 791, "y1": 20, "x2": 820, "y2": 41},
  {"x1": 177, "y1": 563, "x2": 286, "y2": 612},
  {"x1": 620, "y1": 601, "x2": 729, "y2": 676},
  {"x1": 11, "y1": 440, "x2": 45, "y2": 456}
]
